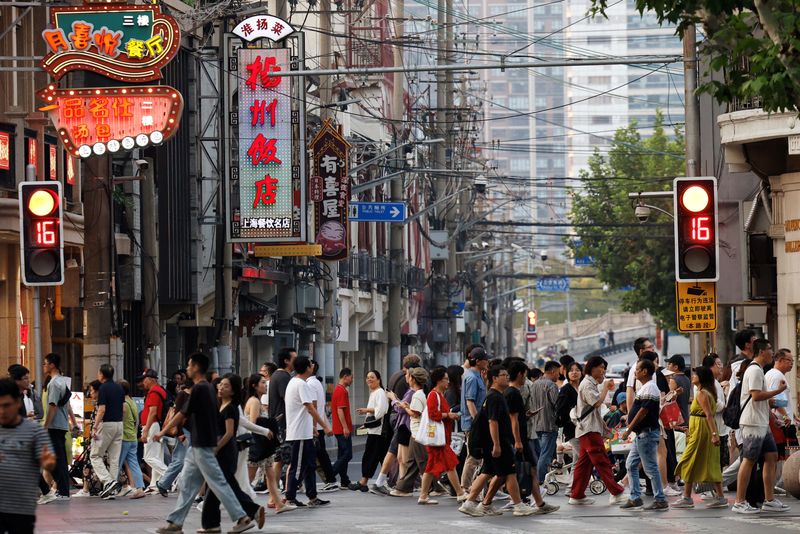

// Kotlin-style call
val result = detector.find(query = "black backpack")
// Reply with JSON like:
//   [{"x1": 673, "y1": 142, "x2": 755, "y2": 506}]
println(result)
[
  {"x1": 467, "y1": 398, "x2": 490, "y2": 459},
  {"x1": 723, "y1": 381, "x2": 751, "y2": 430}
]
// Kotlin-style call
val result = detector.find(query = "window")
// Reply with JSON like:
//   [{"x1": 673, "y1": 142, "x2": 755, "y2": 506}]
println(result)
[
  {"x1": 510, "y1": 159, "x2": 530, "y2": 171},
  {"x1": 592, "y1": 115, "x2": 612, "y2": 125},
  {"x1": 587, "y1": 35, "x2": 611, "y2": 46},
  {"x1": 535, "y1": 96, "x2": 547, "y2": 107},
  {"x1": 588, "y1": 76, "x2": 611, "y2": 85},
  {"x1": 592, "y1": 94, "x2": 613, "y2": 105},
  {"x1": 509, "y1": 96, "x2": 530, "y2": 110}
]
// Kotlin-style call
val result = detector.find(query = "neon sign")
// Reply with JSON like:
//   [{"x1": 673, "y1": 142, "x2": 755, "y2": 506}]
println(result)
[
  {"x1": 309, "y1": 120, "x2": 350, "y2": 260},
  {"x1": 0, "y1": 132, "x2": 11, "y2": 171},
  {"x1": 41, "y1": 3, "x2": 180, "y2": 83},
  {"x1": 38, "y1": 85, "x2": 183, "y2": 158}
]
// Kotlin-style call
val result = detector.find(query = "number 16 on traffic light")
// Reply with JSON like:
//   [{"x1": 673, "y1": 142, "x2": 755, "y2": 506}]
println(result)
[{"x1": 673, "y1": 177, "x2": 719, "y2": 282}]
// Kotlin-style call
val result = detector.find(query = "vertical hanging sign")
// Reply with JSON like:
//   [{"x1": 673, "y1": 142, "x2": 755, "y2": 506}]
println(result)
[
  {"x1": 309, "y1": 120, "x2": 350, "y2": 260},
  {"x1": 231, "y1": 48, "x2": 302, "y2": 242}
]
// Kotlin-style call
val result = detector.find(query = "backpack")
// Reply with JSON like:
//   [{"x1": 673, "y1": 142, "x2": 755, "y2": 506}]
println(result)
[
  {"x1": 467, "y1": 398, "x2": 490, "y2": 459},
  {"x1": 723, "y1": 381, "x2": 751, "y2": 430},
  {"x1": 554, "y1": 387, "x2": 575, "y2": 428},
  {"x1": 151, "y1": 387, "x2": 173, "y2": 427}
]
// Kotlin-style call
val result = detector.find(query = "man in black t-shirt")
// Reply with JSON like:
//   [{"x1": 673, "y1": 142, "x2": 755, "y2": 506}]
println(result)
[
  {"x1": 268, "y1": 347, "x2": 297, "y2": 478},
  {"x1": 459, "y1": 366, "x2": 536, "y2": 517},
  {"x1": 156, "y1": 353, "x2": 254, "y2": 534},
  {"x1": 92, "y1": 364, "x2": 125, "y2": 499}
]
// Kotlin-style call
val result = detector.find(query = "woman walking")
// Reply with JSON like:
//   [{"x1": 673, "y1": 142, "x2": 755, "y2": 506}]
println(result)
[
  {"x1": 350, "y1": 370, "x2": 390, "y2": 491},
  {"x1": 555, "y1": 362, "x2": 582, "y2": 493},
  {"x1": 119, "y1": 380, "x2": 146, "y2": 499},
  {"x1": 672, "y1": 366, "x2": 726, "y2": 509},
  {"x1": 389, "y1": 367, "x2": 430, "y2": 496},
  {"x1": 418, "y1": 366, "x2": 467, "y2": 505}
]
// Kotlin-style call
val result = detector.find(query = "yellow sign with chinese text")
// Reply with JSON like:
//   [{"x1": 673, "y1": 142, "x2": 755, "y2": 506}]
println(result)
[
  {"x1": 254, "y1": 244, "x2": 322, "y2": 257},
  {"x1": 676, "y1": 282, "x2": 717, "y2": 333}
]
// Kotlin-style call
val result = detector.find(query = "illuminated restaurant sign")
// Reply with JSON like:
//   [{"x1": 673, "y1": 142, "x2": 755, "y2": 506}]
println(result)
[
  {"x1": 41, "y1": 3, "x2": 180, "y2": 83},
  {"x1": 309, "y1": 120, "x2": 350, "y2": 260},
  {"x1": 0, "y1": 132, "x2": 9, "y2": 170},
  {"x1": 38, "y1": 85, "x2": 183, "y2": 158},
  {"x1": 229, "y1": 48, "x2": 303, "y2": 242}
]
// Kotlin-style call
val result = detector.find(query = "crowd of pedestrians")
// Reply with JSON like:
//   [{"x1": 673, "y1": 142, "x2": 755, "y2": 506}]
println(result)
[{"x1": 2, "y1": 328, "x2": 798, "y2": 532}]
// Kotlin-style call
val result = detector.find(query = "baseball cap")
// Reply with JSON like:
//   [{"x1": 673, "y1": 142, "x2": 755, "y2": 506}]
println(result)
[
  {"x1": 470, "y1": 347, "x2": 489, "y2": 361},
  {"x1": 136, "y1": 369, "x2": 158, "y2": 381}
]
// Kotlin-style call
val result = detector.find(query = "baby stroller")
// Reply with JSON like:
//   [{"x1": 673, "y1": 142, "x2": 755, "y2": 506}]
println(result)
[
  {"x1": 68, "y1": 435, "x2": 128, "y2": 496},
  {"x1": 542, "y1": 438, "x2": 606, "y2": 496}
]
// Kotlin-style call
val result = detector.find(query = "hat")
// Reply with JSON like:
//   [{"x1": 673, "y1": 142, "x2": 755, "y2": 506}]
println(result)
[
  {"x1": 137, "y1": 369, "x2": 158, "y2": 381},
  {"x1": 407, "y1": 367, "x2": 429, "y2": 386},
  {"x1": 666, "y1": 354, "x2": 687, "y2": 371},
  {"x1": 469, "y1": 347, "x2": 489, "y2": 361}
]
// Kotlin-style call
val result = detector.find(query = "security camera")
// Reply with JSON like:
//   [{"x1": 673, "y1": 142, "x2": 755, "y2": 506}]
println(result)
[
  {"x1": 540, "y1": 250, "x2": 548, "y2": 262},
  {"x1": 634, "y1": 205, "x2": 651, "y2": 224},
  {"x1": 134, "y1": 159, "x2": 149, "y2": 171}
]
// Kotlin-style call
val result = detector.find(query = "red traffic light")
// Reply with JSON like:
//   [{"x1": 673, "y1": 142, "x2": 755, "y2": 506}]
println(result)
[{"x1": 674, "y1": 178, "x2": 718, "y2": 282}]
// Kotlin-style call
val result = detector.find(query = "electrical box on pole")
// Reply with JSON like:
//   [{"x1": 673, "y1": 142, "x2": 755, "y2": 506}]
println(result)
[
  {"x1": 19, "y1": 181, "x2": 65, "y2": 286},
  {"x1": 673, "y1": 177, "x2": 719, "y2": 282}
]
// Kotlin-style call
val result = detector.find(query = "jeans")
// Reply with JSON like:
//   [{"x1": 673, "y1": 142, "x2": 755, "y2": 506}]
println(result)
[
  {"x1": 332, "y1": 434, "x2": 353, "y2": 485},
  {"x1": 286, "y1": 439, "x2": 317, "y2": 501},
  {"x1": 143, "y1": 423, "x2": 167, "y2": 489},
  {"x1": 159, "y1": 430, "x2": 189, "y2": 491},
  {"x1": 119, "y1": 440, "x2": 144, "y2": 489},
  {"x1": 571, "y1": 432, "x2": 624, "y2": 500},
  {"x1": 315, "y1": 430, "x2": 336, "y2": 483},
  {"x1": 627, "y1": 429, "x2": 664, "y2": 501},
  {"x1": 166, "y1": 446, "x2": 245, "y2": 527},
  {"x1": 536, "y1": 431, "x2": 558, "y2": 483},
  {"x1": 47, "y1": 428, "x2": 71, "y2": 496},
  {"x1": 201, "y1": 449, "x2": 259, "y2": 529},
  {"x1": 90, "y1": 421, "x2": 123, "y2": 486}
]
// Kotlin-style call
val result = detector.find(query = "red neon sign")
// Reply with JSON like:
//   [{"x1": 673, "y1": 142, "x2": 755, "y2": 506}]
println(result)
[
  {"x1": 28, "y1": 138, "x2": 37, "y2": 172},
  {"x1": 49, "y1": 145, "x2": 57, "y2": 180},
  {"x1": 0, "y1": 132, "x2": 9, "y2": 171}
]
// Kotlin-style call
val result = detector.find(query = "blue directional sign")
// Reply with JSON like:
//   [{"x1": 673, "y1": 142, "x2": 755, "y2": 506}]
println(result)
[
  {"x1": 348, "y1": 202, "x2": 407, "y2": 222},
  {"x1": 536, "y1": 277, "x2": 570, "y2": 292},
  {"x1": 574, "y1": 256, "x2": 595, "y2": 266}
]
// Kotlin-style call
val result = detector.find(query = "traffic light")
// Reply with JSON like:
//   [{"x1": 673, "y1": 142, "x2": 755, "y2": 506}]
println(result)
[
  {"x1": 673, "y1": 177, "x2": 719, "y2": 282},
  {"x1": 526, "y1": 309, "x2": 537, "y2": 333},
  {"x1": 19, "y1": 181, "x2": 64, "y2": 286}
]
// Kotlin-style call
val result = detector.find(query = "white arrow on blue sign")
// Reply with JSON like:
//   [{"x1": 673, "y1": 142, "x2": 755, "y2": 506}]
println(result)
[
  {"x1": 536, "y1": 277, "x2": 570, "y2": 292},
  {"x1": 348, "y1": 202, "x2": 407, "y2": 222}
]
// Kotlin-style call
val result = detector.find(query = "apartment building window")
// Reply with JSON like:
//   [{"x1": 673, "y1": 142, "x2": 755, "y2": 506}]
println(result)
[
  {"x1": 588, "y1": 76, "x2": 611, "y2": 85},
  {"x1": 587, "y1": 35, "x2": 611, "y2": 46},
  {"x1": 509, "y1": 96, "x2": 530, "y2": 110},
  {"x1": 510, "y1": 159, "x2": 530, "y2": 171},
  {"x1": 592, "y1": 115, "x2": 612, "y2": 125}
]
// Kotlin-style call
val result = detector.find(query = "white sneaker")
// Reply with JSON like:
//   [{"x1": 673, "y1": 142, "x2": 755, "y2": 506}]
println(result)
[
  {"x1": 731, "y1": 501, "x2": 761, "y2": 515},
  {"x1": 664, "y1": 485, "x2": 682, "y2": 496},
  {"x1": 568, "y1": 497, "x2": 595, "y2": 505},
  {"x1": 762, "y1": 499, "x2": 790, "y2": 512},
  {"x1": 608, "y1": 493, "x2": 626, "y2": 505},
  {"x1": 38, "y1": 490, "x2": 57, "y2": 505},
  {"x1": 459, "y1": 500, "x2": 485, "y2": 517},
  {"x1": 494, "y1": 490, "x2": 511, "y2": 501},
  {"x1": 513, "y1": 502, "x2": 535, "y2": 516},
  {"x1": 73, "y1": 489, "x2": 92, "y2": 498},
  {"x1": 117, "y1": 486, "x2": 133, "y2": 498},
  {"x1": 479, "y1": 503, "x2": 504, "y2": 516}
]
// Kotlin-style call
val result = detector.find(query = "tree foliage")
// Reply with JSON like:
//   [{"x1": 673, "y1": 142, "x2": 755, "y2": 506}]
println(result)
[
  {"x1": 569, "y1": 111, "x2": 684, "y2": 330},
  {"x1": 590, "y1": 0, "x2": 800, "y2": 112}
]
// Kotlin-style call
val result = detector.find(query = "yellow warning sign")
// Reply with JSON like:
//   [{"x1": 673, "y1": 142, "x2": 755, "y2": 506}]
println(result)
[
  {"x1": 676, "y1": 281, "x2": 717, "y2": 333},
  {"x1": 254, "y1": 244, "x2": 323, "y2": 257}
]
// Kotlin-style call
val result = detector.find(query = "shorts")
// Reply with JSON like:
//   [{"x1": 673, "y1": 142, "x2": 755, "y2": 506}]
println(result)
[
  {"x1": 741, "y1": 431, "x2": 777, "y2": 461},
  {"x1": 248, "y1": 454, "x2": 274, "y2": 469},
  {"x1": 396, "y1": 425, "x2": 412, "y2": 447},
  {"x1": 481, "y1": 446, "x2": 516, "y2": 477},
  {"x1": 275, "y1": 440, "x2": 292, "y2": 465},
  {"x1": 388, "y1": 430, "x2": 400, "y2": 455},
  {"x1": 521, "y1": 441, "x2": 538, "y2": 465}
]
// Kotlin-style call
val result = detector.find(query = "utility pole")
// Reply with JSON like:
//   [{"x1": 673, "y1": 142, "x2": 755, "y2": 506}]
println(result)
[
  {"x1": 683, "y1": 24, "x2": 703, "y2": 368},
  {"x1": 140, "y1": 157, "x2": 161, "y2": 376},
  {"x1": 504, "y1": 249, "x2": 514, "y2": 357},
  {"x1": 387, "y1": 0, "x2": 405, "y2": 375}
]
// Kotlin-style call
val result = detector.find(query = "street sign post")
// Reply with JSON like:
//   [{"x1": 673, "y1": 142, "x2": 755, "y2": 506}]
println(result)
[
  {"x1": 348, "y1": 202, "x2": 406, "y2": 222},
  {"x1": 676, "y1": 281, "x2": 717, "y2": 332},
  {"x1": 536, "y1": 277, "x2": 570, "y2": 292}
]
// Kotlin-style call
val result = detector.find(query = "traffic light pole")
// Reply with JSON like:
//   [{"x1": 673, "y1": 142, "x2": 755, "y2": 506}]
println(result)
[{"x1": 26, "y1": 164, "x2": 43, "y2": 396}]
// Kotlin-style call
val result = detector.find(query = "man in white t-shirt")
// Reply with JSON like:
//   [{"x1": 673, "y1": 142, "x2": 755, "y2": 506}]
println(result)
[
  {"x1": 766, "y1": 349, "x2": 794, "y2": 425},
  {"x1": 625, "y1": 337, "x2": 655, "y2": 413},
  {"x1": 733, "y1": 339, "x2": 790, "y2": 515},
  {"x1": 307, "y1": 360, "x2": 338, "y2": 491},
  {"x1": 284, "y1": 356, "x2": 332, "y2": 507}
]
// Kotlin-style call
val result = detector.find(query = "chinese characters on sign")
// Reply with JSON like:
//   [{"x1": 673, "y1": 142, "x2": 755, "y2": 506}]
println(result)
[
  {"x1": 0, "y1": 133, "x2": 9, "y2": 171},
  {"x1": 232, "y1": 15, "x2": 296, "y2": 42},
  {"x1": 41, "y1": 4, "x2": 180, "y2": 83},
  {"x1": 231, "y1": 48, "x2": 301, "y2": 242},
  {"x1": 49, "y1": 145, "x2": 57, "y2": 180},
  {"x1": 38, "y1": 85, "x2": 183, "y2": 158},
  {"x1": 675, "y1": 281, "x2": 717, "y2": 333},
  {"x1": 309, "y1": 120, "x2": 351, "y2": 260}
]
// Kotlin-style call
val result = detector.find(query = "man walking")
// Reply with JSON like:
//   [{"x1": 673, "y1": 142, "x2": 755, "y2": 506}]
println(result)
[
  {"x1": 732, "y1": 339, "x2": 791, "y2": 514},
  {"x1": 91, "y1": 364, "x2": 125, "y2": 499},
  {"x1": 140, "y1": 369, "x2": 169, "y2": 494},
  {"x1": 0, "y1": 378, "x2": 56, "y2": 533},
  {"x1": 331, "y1": 368, "x2": 354, "y2": 488},
  {"x1": 39, "y1": 353, "x2": 72, "y2": 503},
  {"x1": 460, "y1": 347, "x2": 489, "y2": 491},
  {"x1": 284, "y1": 356, "x2": 333, "y2": 507},
  {"x1": 156, "y1": 352, "x2": 254, "y2": 534},
  {"x1": 269, "y1": 347, "x2": 297, "y2": 483},
  {"x1": 307, "y1": 360, "x2": 338, "y2": 491},
  {"x1": 620, "y1": 359, "x2": 668, "y2": 511},
  {"x1": 531, "y1": 360, "x2": 559, "y2": 482}
]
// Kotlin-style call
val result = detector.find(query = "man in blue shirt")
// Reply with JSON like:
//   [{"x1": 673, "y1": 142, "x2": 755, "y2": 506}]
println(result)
[{"x1": 460, "y1": 347, "x2": 489, "y2": 491}]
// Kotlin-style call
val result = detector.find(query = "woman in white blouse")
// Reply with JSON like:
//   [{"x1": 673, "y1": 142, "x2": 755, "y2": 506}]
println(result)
[{"x1": 350, "y1": 370, "x2": 390, "y2": 491}]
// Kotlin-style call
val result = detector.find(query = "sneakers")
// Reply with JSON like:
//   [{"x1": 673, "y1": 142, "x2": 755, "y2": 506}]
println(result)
[
  {"x1": 479, "y1": 503, "x2": 503, "y2": 516},
  {"x1": 73, "y1": 489, "x2": 92, "y2": 498},
  {"x1": 196, "y1": 528, "x2": 221, "y2": 534},
  {"x1": 456, "y1": 494, "x2": 469, "y2": 503},
  {"x1": 155, "y1": 523, "x2": 183, "y2": 534},
  {"x1": 533, "y1": 502, "x2": 559, "y2": 515},
  {"x1": 55, "y1": 494, "x2": 70, "y2": 502},
  {"x1": 644, "y1": 500, "x2": 669, "y2": 512},
  {"x1": 275, "y1": 502, "x2": 297, "y2": 514},
  {"x1": 307, "y1": 497, "x2": 330, "y2": 507},
  {"x1": 429, "y1": 489, "x2": 448, "y2": 497},
  {"x1": 100, "y1": 481, "x2": 120, "y2": 499},
  {"x1": 130, "y1": 489, "x2": 146, "y2": 499},
  {"x1": 620, "y1": 498, "x2": 644, "y2": 511},
  {"x1": 252, "y1": 481, "x2": 267, "y2": 493},
  {"x1": 731, "y1": 501, "x2": 761, "y2": 514},
  {"x1": 762, "y1": 499, "x2": 790, "y2": 512},
  {"x1": 459, "y1": 500, "x2": 485, "y2": 517},
  {"x1": 568, "y1": 497, "x2": 595, "y2": 505},
  {"x1": 348, "y1": 482, "x2": 367, "y2": 492},
  {"x1": 672, "y1": 497, "x2": 695, "y2": 509},
  {"x1": 513, "y1": 502, "x2": 536, "y2": 516},
  {"x1": 389, "y1": 488, "x2": 413, "y2": 497},
  {"x1": 286, "y1": 499, "x2": 307, "y2": 508},
  {"x1": 494, "y1": 490, "x2": 511, "y2": 501},
  {"x1": 369, "y1": 484, "x2": 391, "y2": 496},
  {"x1": 320, "y1": 482, "x2": 340, "y2": 493},
  {"x1": 417, "y1": 497, "x2": 438, "y2": 505},
  {"x1": 608, "y1": 493, "x2": 627, "y2": 505},
  {"x1": 38, "y1": 490, "x2": 58, "y2": 505},
  {"x1": 664, "y1": 485, "x2": 682, "y2": 497},
  {"x1": 228, "y1": 518, "x2": 254, "y2": 534},
  {"x1": 156, "y1": 482, "x2": 169, "y2": 498},
  {"x1": 706, "y1": 496, "x2": 728, "y2": 509},
  {"x1": 117, "y1": 486, "x2": 133, "y2": 498}
]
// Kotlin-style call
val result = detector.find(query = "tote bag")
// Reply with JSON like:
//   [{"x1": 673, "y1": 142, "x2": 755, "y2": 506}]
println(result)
[{"x1": 415, "y1": 392, "x2": 446, "y2": 447}]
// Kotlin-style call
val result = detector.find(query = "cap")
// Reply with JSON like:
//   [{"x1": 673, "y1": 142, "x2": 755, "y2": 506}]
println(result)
[
  {"x1": 470, "y1": 347, "x2": 489, "y2": 361},
  {"x1": 407, "y1": 367, "x2": 429, "y2": 385},
  {"x1": 138, "y1": 369, "x2": 158, "y2": 381}
]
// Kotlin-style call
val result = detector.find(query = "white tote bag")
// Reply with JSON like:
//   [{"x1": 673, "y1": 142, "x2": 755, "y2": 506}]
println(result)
[{"x1": 414, "y1": 392, "x2": 446, "y2": 447}]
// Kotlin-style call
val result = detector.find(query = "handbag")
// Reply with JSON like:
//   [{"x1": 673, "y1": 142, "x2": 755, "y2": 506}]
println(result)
[
  {"x1": 660, "y1": 401, "x2": 684, "y2": 429},
  {"x1": 450, "y1": 431, "x2": 465, "y2": 455},
  {"x1": 415, "y1": 392, "x2": 445, "y2": 447},
  {"x1": 236, "y1": 433, "x2": 255, "y2": 451},
  {"x1": 362, "y1": 415, "x2": 382, "y2": 428}
]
